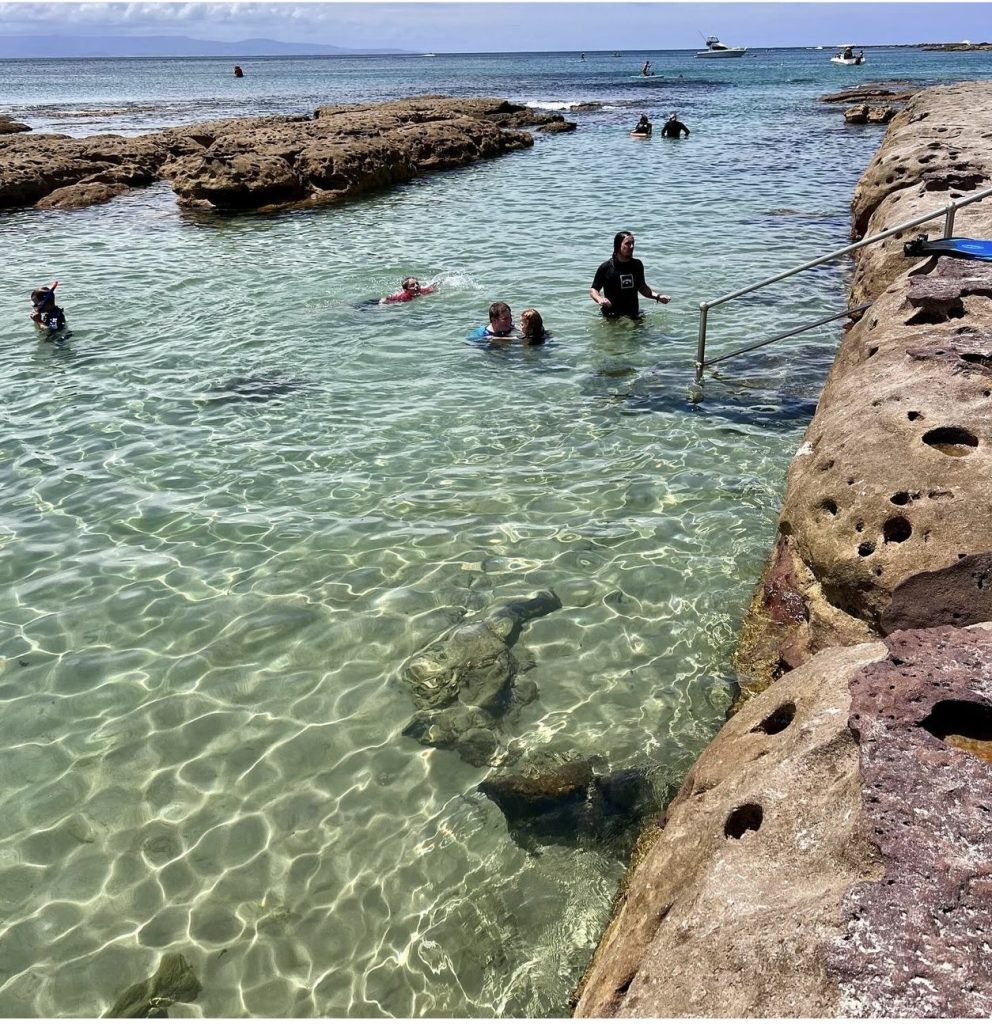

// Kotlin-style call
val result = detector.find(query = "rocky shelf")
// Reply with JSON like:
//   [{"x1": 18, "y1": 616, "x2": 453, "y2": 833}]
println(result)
[
  {"x1": 573, "y1": 80, "x2": 992, "y2": 1018},
  {"x1": 0, "y1": 95, "x2": 574, "y2": 213}
]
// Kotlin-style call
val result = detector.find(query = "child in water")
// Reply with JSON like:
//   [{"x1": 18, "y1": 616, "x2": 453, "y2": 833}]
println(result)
[
  {"x1": 380, "y1": 276, "x2": 436, "y2": 304},
  {"x1": 518, "y1": 308, "x2": 550, "y2": 345},
  {"x1": 29, "y1": 280, "x2": 66, "y2": 334}
]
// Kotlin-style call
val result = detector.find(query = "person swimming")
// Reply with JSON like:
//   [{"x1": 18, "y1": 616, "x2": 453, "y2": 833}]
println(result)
[
  {"x1": 29, "y1": 280, "x2": 66, "y2": 334},
  {"x1": 379, "y1": 276, "x2": 437, "y2": 304}
]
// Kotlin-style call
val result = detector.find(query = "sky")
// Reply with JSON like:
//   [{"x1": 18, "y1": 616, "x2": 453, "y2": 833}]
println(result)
[{"x1": 0, "y1": 1, "x2": 989, "y2": 54}]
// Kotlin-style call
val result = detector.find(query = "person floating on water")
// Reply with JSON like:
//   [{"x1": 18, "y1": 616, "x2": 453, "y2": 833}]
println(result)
[
  {"x1": 233, "y1": 64, "x2": 244, "y2": 77},
  {"x1": 661, "y1": 111, "x2": 690, "y2": 138},
  {"x1": 468, "y1": 300, "x2": 517, "y2": 341},
  {"x1": 630, "y1": 114, "x2": 652, "y2": 137},
  {"x1": 590, "y1": 231, "x2": 670, "y2": 320},
  {"x1": 29, "y1": 280, "x2": 66, "y2": 334},
  {"x1": 518, "y1": 308, "x2": 550, "y2": 345},
  {"x1": 380, "y1": 276, "x2": 436, "y2": 304},
  {"x1": 581, "y1": 52, "x2": 586, "y2": 61},
  {"x1": 641, "y1": 59, "x2": 652, "y2": 76}
]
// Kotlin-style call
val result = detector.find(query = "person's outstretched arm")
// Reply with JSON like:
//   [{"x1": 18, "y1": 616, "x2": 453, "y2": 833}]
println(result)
[{"x1": 638, "y1": 282, "x2": 670, "y2": 303}]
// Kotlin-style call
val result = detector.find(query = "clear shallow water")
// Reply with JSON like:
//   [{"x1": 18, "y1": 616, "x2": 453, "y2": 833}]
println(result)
[{"x1": 2, "y1": 46, "x2": 991, "y2": 1018}]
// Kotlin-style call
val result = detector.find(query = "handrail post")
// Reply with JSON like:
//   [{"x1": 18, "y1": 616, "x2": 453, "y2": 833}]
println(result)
[
  {"x1": 689, "y1": 303, "x2": 708, "y2": 403},
  {"x1": 943, "y1": 202, "x2": 956, "y2": 238}
]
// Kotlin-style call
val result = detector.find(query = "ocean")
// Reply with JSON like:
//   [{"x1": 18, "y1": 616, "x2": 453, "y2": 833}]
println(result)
[{"x1": 2, "y1": 45, "x2": 991, "y2": 1017}]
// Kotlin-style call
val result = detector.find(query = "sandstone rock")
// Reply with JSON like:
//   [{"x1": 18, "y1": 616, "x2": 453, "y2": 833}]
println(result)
[
  {"x1": 0, "y1": 96, "x2": 568, "y2": 213},
  {"x1": 851, "y1": 82, "x2": 992, "y2": 242},
  {"x1": 0, "y1": 115, "x2": 31, "y2": 134},
  {"x1": 739, "y1": 83, "x2": 992, "y2": 685},
  {"x1": 576, "y1": 625, "x2": 992, "y2": 1017},
  {"x1": 820, "y1": 83, "x2": 917, "y2": 105},
  {"x1": 866, "y1": 105, "x2": 896, "y2": 124},
  {"x1": 401, "y1": 591, "x2": 561, "y2": 766},
  {"x1": 574, "y1": 642, "x2": 887, "y2": 1017},
  {"x1": 538, "y1": 120, "x2": 577, "y2": 133},
  {"x1": 36, "y1": 181, "x2": 131, "y2": 209},
  {"x1": 844, "y1": 103, "x2": 870, "y2": 124}
]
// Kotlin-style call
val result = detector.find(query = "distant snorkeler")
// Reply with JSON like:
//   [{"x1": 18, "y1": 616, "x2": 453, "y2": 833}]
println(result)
[{"x1": 380, "y1": 276, "x2": 438, "y2": 304}]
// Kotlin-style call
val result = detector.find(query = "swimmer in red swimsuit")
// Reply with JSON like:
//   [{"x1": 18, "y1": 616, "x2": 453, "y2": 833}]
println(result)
[{"x1": 380, "y1": 277, "x2": 436, "y2": 304}]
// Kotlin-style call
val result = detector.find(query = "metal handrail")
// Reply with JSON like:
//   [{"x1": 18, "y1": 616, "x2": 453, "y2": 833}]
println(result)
[{"x1": 691, "y1": 184, "x2": 992, "y2": 397}]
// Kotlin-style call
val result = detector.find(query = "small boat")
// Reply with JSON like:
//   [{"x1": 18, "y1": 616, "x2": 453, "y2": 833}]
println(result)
[
  {"x1": 831, "y1": 45, "x2": 865, "y2": 65},
  {"x1": 830, "y1": 52, "x2": 866, "y2": 65},
  {"x1": 695, "y1": 36, "x2": 747, "y2": 58}
]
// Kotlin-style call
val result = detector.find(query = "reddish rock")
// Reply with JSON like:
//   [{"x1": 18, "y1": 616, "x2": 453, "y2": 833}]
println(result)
[{"x1": 827, "y1": 625, "x2": 992, "y2": 1016}]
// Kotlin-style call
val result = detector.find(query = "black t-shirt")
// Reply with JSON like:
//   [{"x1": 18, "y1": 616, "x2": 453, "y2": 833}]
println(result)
[{"x1": 591, "y1": 256, "x2": 646, "y2": 318}]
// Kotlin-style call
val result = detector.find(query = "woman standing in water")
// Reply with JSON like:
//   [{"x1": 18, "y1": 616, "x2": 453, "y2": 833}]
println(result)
[{"x1": 589, "y1": 231, "x2": 670, "y2": 320}]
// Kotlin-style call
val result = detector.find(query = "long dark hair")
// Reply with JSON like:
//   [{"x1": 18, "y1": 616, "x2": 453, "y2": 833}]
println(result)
[{"x1": 613, "y1": 231, "x2": 633, "y2": 257}]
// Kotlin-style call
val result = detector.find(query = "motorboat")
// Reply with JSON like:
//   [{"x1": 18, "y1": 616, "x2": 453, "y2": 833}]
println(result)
[
  {"x1": 831, "y1": 47, "x2": 866, "y2": 65},
  {"x1": 695, "y1": 36, "x2": 747, "y2": 58}
]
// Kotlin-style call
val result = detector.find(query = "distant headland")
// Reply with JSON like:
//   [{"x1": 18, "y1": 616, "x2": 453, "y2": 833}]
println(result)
[{"x1": 0, "y1": 34, "x2": 411, "y2": 59}]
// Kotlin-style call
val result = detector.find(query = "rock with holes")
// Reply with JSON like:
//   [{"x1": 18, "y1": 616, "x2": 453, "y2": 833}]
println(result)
[
  {"x1": 738, "y1": 82, "x2": 992, "y2": 689},
  {"x1": 848, "y1": 81, "x2": 992, "y2": 307},
  {"x1": 575, "y1": 624, "x2": 992, "y2": 1017}
]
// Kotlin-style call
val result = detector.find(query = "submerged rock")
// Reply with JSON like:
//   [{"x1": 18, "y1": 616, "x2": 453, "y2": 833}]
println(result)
[
  {"x1": 105, "y1": 951, "x2": 201, "y2": 1018},
  {"x1": 402, "y1": 591, "x2": 561, "y2": 766},
  {"x1": 202, "y1": 373, "x2": 310, "y2": 406},
  {"x1": 479, "y1": 754, "x2": 658, "y2": 852}
]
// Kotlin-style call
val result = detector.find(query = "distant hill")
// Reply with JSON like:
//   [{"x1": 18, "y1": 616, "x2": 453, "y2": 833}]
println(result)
[{"x1": 0, "y1": 35, "x2": 410, "y2": 59}]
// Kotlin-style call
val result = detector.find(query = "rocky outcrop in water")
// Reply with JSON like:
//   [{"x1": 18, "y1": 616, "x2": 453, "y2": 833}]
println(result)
[
  {"x1": 574, "y1": 625, "x2": 992, "y2": 1017},
  {"x1": 0, "y1": 114, "x2": 31, "y2": 135},
  {"x1": 0, "y1": 96, "x2": 574, "y2": 213},
  {"x1": 402, "y1": 591, "x2": 561, "y2": 766},
  {"x1": 738, "y1": 81, "x2": 992, "y2": 687},
  {"x1": 104, "y1": 951, "x2": 202, "y2": 1018}
]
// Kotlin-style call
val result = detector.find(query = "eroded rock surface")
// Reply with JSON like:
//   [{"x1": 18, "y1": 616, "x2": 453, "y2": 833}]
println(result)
[
  {"x1": 739, "y1": 82, "x2": 992, "y2": 686},
  {"x1": 0, "y1": 96, "x2": 573, "y2": 212},
  {"x1": 575, "y1": 625, "x2": 992, "y2": 1017}
]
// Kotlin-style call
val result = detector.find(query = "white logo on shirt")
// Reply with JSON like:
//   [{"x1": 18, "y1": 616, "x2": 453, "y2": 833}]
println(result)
[{"x1": 620, "y1": 274, "x2": 634, "y2": 289}]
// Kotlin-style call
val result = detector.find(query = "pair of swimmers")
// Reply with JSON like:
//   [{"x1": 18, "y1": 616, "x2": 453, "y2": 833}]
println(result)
[
  {"x1": 474, "y1": 301, "x2": 549, "y2": 345},
  {"x1": 29, "y1": 280, "x2": 67, "y2": 334},
  {"x1": 630, "y1": 112, "x2": 690, "y2": 139}
]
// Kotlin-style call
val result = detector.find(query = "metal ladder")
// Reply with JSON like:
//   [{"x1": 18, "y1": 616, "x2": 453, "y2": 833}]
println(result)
[{"x1": 689, "y1": 184, "x2": 992, "y2": 402}]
